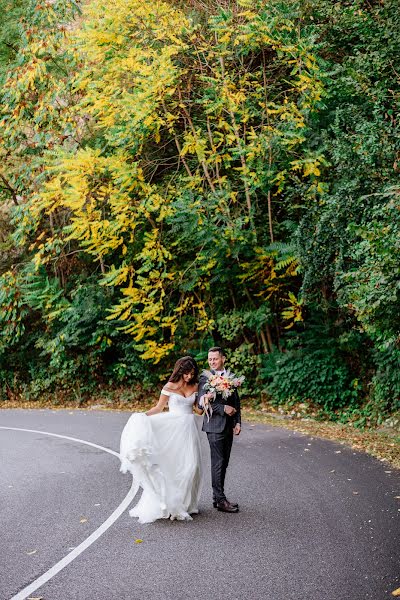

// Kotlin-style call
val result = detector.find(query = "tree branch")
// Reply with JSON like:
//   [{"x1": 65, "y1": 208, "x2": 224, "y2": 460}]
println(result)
[{"x1": 0, "y1": 173, "x2": 19, "y2": 205}]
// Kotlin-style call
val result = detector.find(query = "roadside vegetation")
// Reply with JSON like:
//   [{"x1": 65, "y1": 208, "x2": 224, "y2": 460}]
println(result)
[{"x1": 0, "y1": 1, "x2": 399, "y2": 438}]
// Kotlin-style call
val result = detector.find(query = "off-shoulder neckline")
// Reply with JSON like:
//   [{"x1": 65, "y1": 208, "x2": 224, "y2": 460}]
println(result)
[{"x1": 162, "y1": 388, "x2": 197, "y2": 400}]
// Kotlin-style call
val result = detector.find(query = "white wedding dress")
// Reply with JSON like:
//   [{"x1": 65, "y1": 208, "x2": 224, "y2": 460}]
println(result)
[{"x1": 119, "y1": 390, "x2": 202, "y2": 524}]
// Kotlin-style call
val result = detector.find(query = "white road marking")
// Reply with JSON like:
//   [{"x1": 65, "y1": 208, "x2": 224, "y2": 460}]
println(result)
[
  {"x1": 0, "y1": 426, "x2": 139, "y2": 600},
  {"x1": 0, "y1": 426, "x2": 120, "y2": 457}
]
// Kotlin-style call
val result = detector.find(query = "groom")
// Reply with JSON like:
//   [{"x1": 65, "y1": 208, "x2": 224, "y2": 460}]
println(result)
[{"x1": 198, "y1": 347, "x2": 241, "y2": 513}]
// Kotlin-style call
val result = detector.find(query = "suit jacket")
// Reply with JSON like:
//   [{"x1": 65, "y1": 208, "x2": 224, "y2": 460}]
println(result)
[{"x1": 198, "y1": 370, "x2": 241, "y2": 434}]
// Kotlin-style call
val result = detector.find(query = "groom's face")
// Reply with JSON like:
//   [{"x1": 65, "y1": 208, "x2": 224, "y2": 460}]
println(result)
[{"x1": 208, "y1": 351, "x2": 225, "y2": 372}]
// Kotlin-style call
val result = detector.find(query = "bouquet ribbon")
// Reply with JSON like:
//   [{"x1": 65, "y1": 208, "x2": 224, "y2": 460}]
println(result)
[{"x1": 204, "y1": 399, "x2": 213, "y2": 422}]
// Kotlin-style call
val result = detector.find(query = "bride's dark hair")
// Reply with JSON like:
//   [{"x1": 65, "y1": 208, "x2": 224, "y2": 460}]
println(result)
[{"x1": 169, "y1": 356, "x2": 198, "y2": 384}]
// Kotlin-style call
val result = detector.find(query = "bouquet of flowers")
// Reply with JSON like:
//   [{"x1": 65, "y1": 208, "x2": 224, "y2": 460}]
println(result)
[{"x1": 201, "y1": 369, "x2": 244, "y2": 421}]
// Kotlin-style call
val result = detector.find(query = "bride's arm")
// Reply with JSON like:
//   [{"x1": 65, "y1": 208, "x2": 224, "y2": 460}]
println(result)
[
  {"x1": 193, "y1": 389, "x2": 204, "y2": 415},
  {"x1": 189, "y1": 384, "x2": 201, "y2": 414},
  {"x1": 197, "y1": 377, "x2": 211, "y2": 411},
  {"x1": 145, "y1": 391, "x2": 169, "y2": 416},
  {"x1": 193, "y1": 402, "x2": 203, "y2": 415}
]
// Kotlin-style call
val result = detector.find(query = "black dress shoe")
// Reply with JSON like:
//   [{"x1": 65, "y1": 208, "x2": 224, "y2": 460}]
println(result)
[
  {"x1": 216, "y1": 500, "x2": 239, "y2": 513},
  {"x1": 213, "y1": 500, "x2": 239, "y2": 509}
]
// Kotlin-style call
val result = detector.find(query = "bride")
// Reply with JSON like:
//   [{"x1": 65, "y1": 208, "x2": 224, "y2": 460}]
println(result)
[{"x1": 119, "y1": 356, "x2": 203, "y2": 524}]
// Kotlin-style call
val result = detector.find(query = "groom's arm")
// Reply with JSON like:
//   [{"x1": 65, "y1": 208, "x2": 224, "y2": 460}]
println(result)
[{"x1": 213, "y1": 396, "x2": 236, "y2": 417}]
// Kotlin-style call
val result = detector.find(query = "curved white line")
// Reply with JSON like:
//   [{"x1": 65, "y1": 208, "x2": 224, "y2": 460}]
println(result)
[
  {"x1": 0, "y1": 426, "x2": 120, "y2": 457},
  {"x1": 0, "y1": 426, "x2": 139, "y2": 600}
]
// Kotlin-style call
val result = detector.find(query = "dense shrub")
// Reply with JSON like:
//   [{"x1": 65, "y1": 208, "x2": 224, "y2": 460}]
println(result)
[{"x1": 0, "y1": 0, "x2": 399, "y2": 423}]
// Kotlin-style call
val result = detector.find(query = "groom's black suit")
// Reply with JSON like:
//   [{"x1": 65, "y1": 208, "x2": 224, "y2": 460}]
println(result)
[{"x1": 198, "y1": 370, "x2": 241, "y2": 503}]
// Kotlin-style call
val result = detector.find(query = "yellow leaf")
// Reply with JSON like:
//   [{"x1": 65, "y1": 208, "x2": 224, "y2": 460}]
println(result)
[
  {"x1": 80, "y1": 517, "x2": 88, "y2": 523},
  {"x1": 135, "y1": 539, "x2": 143, "y2": 544},
  {"x1": 392, "y1": 589, "x2": 400, "y2": 597}
]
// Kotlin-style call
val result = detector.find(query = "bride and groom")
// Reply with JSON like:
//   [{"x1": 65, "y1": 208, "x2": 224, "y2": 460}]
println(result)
[{"x1": 119, "y1": 347, "x2": 241, "y2": 523}]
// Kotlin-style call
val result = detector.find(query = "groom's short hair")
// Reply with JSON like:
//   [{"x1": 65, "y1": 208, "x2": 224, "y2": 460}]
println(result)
[{"x1": 208, "y1": 346, "x2": 225, "y2": 356}]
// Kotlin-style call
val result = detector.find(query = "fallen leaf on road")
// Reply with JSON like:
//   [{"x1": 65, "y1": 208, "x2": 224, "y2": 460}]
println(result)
[
  {"x1": 395, "y1": 496, "x2": 400, "y2": 500},
  {"x1": 80, "y1": 518, "x2": 88, "y2": 523},
  {"x1": 94, "y1": 503, "x2": 100, "y2": 506},
  {"x1": 135, "y1": 539, "x2": 143, "y2": 544},
  {"x1": 391, "y1": 588, "x2": 400, "y2": 596},
  {"x1": 352, "y1": 491, "x2": 359, "y2": 495},
  {"x1": 330, "y1": 470, "x2": 335, "y2": 473},
  {"x1": 304, "y1": 448, "x2": 310, "y2": 452},
  {"x1": 26, "y1": 550, "x2": 37, "y2": 555},
  {"x1": 334, "y1": 450, "x2": 341, "y2": 454},
  {"x1": 385, "y1": 471, "x2": 392, "y2": 474}
]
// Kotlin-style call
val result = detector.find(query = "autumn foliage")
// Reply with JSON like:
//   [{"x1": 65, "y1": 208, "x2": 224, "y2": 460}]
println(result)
[{"x1": 0, "y1": 0, "x2": 399, "y2": 424}]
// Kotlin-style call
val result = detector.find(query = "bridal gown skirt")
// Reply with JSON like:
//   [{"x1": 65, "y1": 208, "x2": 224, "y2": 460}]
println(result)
[{"x1": 120, "y1": 412, "x2": 202, "y2": 524}]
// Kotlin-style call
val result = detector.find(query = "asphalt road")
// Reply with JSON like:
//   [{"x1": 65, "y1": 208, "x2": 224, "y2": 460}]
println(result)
[{"x1": 0, "y1": 409, "x2": 399, "y2": 600}]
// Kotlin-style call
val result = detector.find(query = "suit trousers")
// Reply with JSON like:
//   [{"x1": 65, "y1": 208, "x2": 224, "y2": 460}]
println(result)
[{"x1": 206, "y1": 421, "x2": 234, "y2": 503}]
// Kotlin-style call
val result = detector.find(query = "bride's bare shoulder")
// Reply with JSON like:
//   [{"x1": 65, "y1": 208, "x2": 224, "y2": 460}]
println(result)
[{"x1": 162, "y1": 383, "x2": 179, "y2": 392}]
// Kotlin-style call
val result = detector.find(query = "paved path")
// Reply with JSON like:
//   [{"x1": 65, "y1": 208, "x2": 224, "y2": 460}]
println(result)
[{"x1": 0, "y1": 409, "x2": 399, "y2": 600}]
